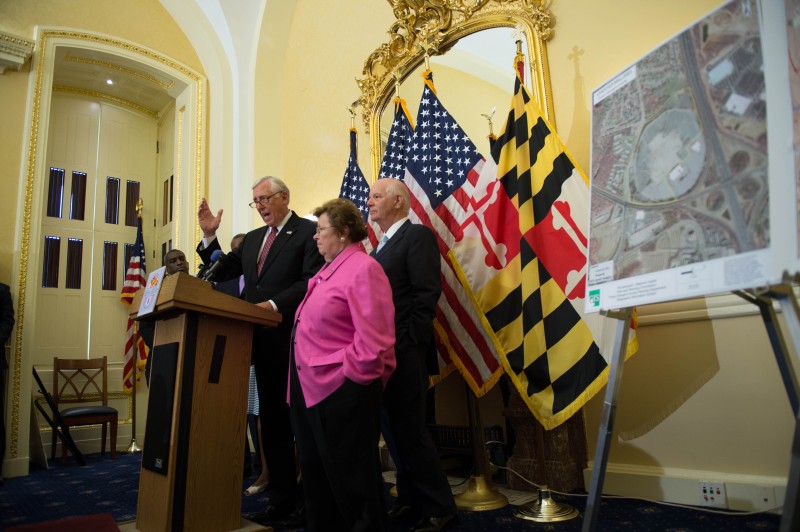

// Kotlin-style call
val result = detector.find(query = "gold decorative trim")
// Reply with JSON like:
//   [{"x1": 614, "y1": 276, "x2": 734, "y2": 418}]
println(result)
[
  {"x1": 176, "y1": 107, "x2": 184, "y2": 246},
  {"x1": 52, "y1": 84, "x2": 159, "y2": 118},
  {"x1": 358, "y1": 0, "x2": 556, "y2": 178},
  {"x1": 64, "y1": 51, "x2": 175, "y2": 90},
  {"x1": 0, "y1": 30, "x2": 35, "y2": 73},
  {"x1": 11, "y1": 28, "x2": 205, "y2": 461}
]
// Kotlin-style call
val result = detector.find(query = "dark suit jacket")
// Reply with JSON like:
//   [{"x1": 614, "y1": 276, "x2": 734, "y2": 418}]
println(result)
[
  {"x1": 197, "y1": 211, "x2": 324, "y2": 359},
  {"x1": 372, "y1": 220, "x2": 441, "y2": 353},
  {"x1": 0, "y1": 283, "x2": 13, "y2": 370}
]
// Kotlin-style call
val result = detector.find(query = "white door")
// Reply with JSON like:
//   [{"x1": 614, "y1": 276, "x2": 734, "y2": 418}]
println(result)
[{"x1": 34, "y1": 95, "x2": 157, "y2": 367}]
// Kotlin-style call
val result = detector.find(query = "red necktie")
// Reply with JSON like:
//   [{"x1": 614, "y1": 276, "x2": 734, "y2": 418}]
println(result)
[{"x1": 257, "y1": 228, "x2": 276, "y2": 275}]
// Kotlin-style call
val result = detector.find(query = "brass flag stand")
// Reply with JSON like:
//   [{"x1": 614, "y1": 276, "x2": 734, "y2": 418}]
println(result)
[
  {"x1": 513, "y1": 426, "x2": 579, "y2": 522},
  {"x1": 125, "y1": 358, "x2": 142, "y2": 453},
  {"x1": 454, "y1": 380, "x2": 508, "y2": 511}
]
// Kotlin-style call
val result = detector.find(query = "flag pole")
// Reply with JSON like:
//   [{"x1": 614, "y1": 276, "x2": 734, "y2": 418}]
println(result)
[
  {"x1": 126, "y1": 198, "x2": 144, "y2": 454},
  {"x1": 125, "y1": 338, "x2": 141, "y2": 453},
  {"x1": 453, "y1": 378, "x2": 508, "y2": 511}
]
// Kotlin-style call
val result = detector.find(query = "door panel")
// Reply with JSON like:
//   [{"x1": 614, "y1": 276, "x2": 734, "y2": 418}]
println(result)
[{"x1": 36, "y1": 96, "x2": 157, "y2": 368}]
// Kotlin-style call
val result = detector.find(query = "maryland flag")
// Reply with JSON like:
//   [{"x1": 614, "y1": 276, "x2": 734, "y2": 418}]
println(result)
[
  {"x1": 120, "y1": 216, "x2": 148, "y2": 393},
  {"x1": 450, "y1": 74, "x2": 638, "y2": 429}
]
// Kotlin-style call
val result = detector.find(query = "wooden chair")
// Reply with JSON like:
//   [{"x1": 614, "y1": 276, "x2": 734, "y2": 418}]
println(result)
[{"x1": 51, "y1": 356, "x2": 118, "y2": 463}]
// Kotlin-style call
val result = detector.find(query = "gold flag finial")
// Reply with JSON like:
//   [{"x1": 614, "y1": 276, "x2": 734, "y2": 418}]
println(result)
[
  {"x1": 348, "y1": 100, "x2": 359, "y2": 129},
  {"x1": 136, "y1": 197, "x2": 143, "y2": 218},
  {"x1": 391, "y1": 72, "x2": 400, "y2": 98},
  {"x1": 481, "y1": 106, "x2": 496, "y2": 137}
]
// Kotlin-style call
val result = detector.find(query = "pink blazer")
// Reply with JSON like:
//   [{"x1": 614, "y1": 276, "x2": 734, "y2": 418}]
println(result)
[{"x1": 290, "y1": 244, "x2": 396, "y2": 408}]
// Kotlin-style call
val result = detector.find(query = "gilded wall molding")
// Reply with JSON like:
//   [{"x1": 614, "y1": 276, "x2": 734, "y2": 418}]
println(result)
[
  {"x1": 358, "y1": 0, "x2": 555, "y2": 178},
  {"x1": 0, "y1": 30, "x2": 35, "y2": 74},
  {"x1": 10, "y1": 28, "x2": 205, "y2": 461},
  {"x1": 52, "y1": 85, "x2": 159, "y2": 118},
  {"x1": 64, "y1": 51, "x2": 175, "y2": 90}
]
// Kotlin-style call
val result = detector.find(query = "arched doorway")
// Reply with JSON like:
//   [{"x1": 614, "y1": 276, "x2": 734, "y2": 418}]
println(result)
[{"x1": 5, "y1": 28, "x2": 205, "y2": 477}]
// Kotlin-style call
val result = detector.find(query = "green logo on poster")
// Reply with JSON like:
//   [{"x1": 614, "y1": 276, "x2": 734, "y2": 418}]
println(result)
[{"x1": 589, "y1": 289, "x2": 601, "y2": 308}]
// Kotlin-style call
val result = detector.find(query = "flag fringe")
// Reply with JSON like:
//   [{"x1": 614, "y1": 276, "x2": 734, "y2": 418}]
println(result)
[
  {"x1": 449, "y1": 249, "x2": 638, "y2": 430},
  {"x1": 432, "y1": 318, "x2": 503, "y2": 397}
]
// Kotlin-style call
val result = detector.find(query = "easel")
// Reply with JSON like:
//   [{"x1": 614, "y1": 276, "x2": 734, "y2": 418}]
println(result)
[
  {"x1": 733, "y1": 273, "x2": 800, "y2": 532},
  {"x1": 581, "y1": 307, "x2": 632, "y2": 532},
  {"x1": 582, "y1": 274, "x2": 800, "y2": 531},
  {"x1": 31, "y1": 366, "x2": 85, "y2": 465}
]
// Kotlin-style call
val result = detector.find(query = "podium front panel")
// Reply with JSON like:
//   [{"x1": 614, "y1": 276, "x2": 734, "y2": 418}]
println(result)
[{"x1": 136, "y1": 310, "x2": 253, "y2": 532}]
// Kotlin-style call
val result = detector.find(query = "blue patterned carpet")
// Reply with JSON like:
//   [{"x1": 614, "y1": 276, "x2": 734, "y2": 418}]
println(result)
[{"x1": 0, "y1": 451, "x2": 783, "y2": 531}]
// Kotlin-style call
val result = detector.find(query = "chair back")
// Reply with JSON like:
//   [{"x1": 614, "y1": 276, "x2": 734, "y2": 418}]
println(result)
[{"x1": 52, "y1": 356, "x2": 110, "y2": 409}]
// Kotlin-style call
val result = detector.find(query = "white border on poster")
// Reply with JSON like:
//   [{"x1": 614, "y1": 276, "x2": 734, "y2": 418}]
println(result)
[
  {"x1": 763, "y1": 0, "x2": 799, "y2": 275},
  {"x1": 585, "y1": 0, "x2": 795, "y2": 313}
]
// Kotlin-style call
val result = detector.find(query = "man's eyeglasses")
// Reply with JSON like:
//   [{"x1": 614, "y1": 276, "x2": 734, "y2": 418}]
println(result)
[{"x1": 249, "y1": 191, "x2": 282, "y2": 208}]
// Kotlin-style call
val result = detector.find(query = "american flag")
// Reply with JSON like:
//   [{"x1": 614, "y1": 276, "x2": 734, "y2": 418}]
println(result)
[
  {"x1": 120, "y1": 216, "x2": 148, "y2": 393},
  {"x1": 339, "y1": 128, "x2": 378, "y2": 250},
  {"x1": 402, "y1": 71, "x2": 503, "y2": 395},
  {"x1": 378, "y1": 98, "x2": 414, "y2": 180}
]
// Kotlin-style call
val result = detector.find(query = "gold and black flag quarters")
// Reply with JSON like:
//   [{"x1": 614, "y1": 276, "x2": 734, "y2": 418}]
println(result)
[{"x1": 451, "y1": 71, "x2": 637, "y2": 430}]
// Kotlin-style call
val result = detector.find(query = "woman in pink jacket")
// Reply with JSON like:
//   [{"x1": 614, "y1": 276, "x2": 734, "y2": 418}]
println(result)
[{"x1": 290, "y1": 198, "x2": 396, "y2": 531}]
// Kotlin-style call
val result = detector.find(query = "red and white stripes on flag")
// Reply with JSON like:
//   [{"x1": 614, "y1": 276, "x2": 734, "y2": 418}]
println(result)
[
  {"x1": 120, "y1": 216, "x2": 147, "y2": 393},
  {"x1": 399, "y1": 71, "x2": 503, "y2": 395}
]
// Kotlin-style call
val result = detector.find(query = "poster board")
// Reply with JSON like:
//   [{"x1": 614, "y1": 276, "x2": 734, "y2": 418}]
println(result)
[{"x1": 586, "y1": 0, "x2": 796, "y2": 312}]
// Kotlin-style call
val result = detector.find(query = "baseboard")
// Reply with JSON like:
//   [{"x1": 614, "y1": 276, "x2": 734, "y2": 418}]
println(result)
[
  {"x1": 2, "y1": 456, "x2": 31, "y2": 478},
  {"x1": 583, "y1": 463, "x2": 787, "y2": 512}
]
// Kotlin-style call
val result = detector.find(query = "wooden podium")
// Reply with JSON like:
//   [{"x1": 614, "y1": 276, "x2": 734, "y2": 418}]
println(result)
[{"x1": 129, "y1": 273, "x2": 280, "y2": 532}]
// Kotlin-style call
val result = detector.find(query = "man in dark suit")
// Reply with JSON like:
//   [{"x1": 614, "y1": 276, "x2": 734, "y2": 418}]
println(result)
[
  {"x1": 0, "y1": 282, "x2": 14, "y2": 481},
  {"x1": 368, "y1": 178, "x2": 458, "y2": 532},
  {"x1": 197, "y1": 176, "x2": 323, "y2": 526}
]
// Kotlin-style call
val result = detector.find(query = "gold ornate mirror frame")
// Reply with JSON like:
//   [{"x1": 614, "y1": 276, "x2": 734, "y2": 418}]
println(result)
[{"x1": 357, "y1": 0, "x2": 556, "y2": 178}]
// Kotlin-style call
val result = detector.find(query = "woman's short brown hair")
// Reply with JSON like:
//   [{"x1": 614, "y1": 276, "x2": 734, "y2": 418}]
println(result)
[{"x1": 313, "y1": 198, "x2": 368, "y2": 242}]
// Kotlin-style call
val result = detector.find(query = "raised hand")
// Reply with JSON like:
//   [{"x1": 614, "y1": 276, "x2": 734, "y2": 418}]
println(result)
[{"x1": 198, "y1": 198, "x2": 223, "y2": 238}]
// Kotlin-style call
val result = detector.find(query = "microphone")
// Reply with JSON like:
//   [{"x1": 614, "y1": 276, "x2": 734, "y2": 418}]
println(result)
[{"x1": 201, "y1": 250, "x2": 228, "y2": 281}]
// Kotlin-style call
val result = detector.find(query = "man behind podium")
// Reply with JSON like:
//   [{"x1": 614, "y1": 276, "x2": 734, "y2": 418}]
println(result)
[
  {"x1": 197, "y1": 176, "x2": 323, "y2": 526},
  {"x1": 141, "y1": 249, "x2": 189, "y2": 384}
]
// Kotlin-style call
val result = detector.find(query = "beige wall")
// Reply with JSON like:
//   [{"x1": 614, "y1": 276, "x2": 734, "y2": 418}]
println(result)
[
  {"x1": 0, "y1": 0, "x2": 202, "y2": 283},
  {"x1": 0, "y1": 0, "x2": 203, "y2": 476}
]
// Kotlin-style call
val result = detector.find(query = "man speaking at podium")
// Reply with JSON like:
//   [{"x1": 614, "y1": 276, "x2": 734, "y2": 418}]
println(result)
[{"x1": 196, "y1": 176, "x2": 323, "y2": 527}]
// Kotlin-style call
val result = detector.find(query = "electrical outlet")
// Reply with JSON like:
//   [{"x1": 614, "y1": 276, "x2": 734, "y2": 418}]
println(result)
[{"x1": 698, "y1": 481, "x2": 727, "y2": 508}]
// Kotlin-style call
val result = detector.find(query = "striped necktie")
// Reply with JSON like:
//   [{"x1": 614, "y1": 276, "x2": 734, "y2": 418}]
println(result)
[{"x1": 257, "y1": 228, "x2": 276, "y2": 275}]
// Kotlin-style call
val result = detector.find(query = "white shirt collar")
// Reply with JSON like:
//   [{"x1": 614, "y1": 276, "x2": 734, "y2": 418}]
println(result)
[{"x1": 382, "y1": 216, "x2": 408, "y2": 241}]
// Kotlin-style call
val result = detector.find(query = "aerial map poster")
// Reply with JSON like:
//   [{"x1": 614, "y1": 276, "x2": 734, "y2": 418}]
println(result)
[
  {"x1": 586, "y1": 0, "x2": 796, "y2": 312},
  {"x1": 790, "y1": 0, "x2": 800, "y2": 261}
]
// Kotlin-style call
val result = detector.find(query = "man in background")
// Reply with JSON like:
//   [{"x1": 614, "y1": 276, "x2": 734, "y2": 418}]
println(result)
[
  {"x1": 368, "y1": 178, "x2": 458, "y2": 532},
  {"x1": 197, "y1": 176, "x2": 323, "y2": 527},
  {"x1": 163, "y1": 249, "x2": 189, "y2": 276},
  {"x1": 0, "y1": 281, "x2": 15, "y2": 482},
  {"x1": 141, "y1": 249, "x2": 189, "y2": 383}
]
